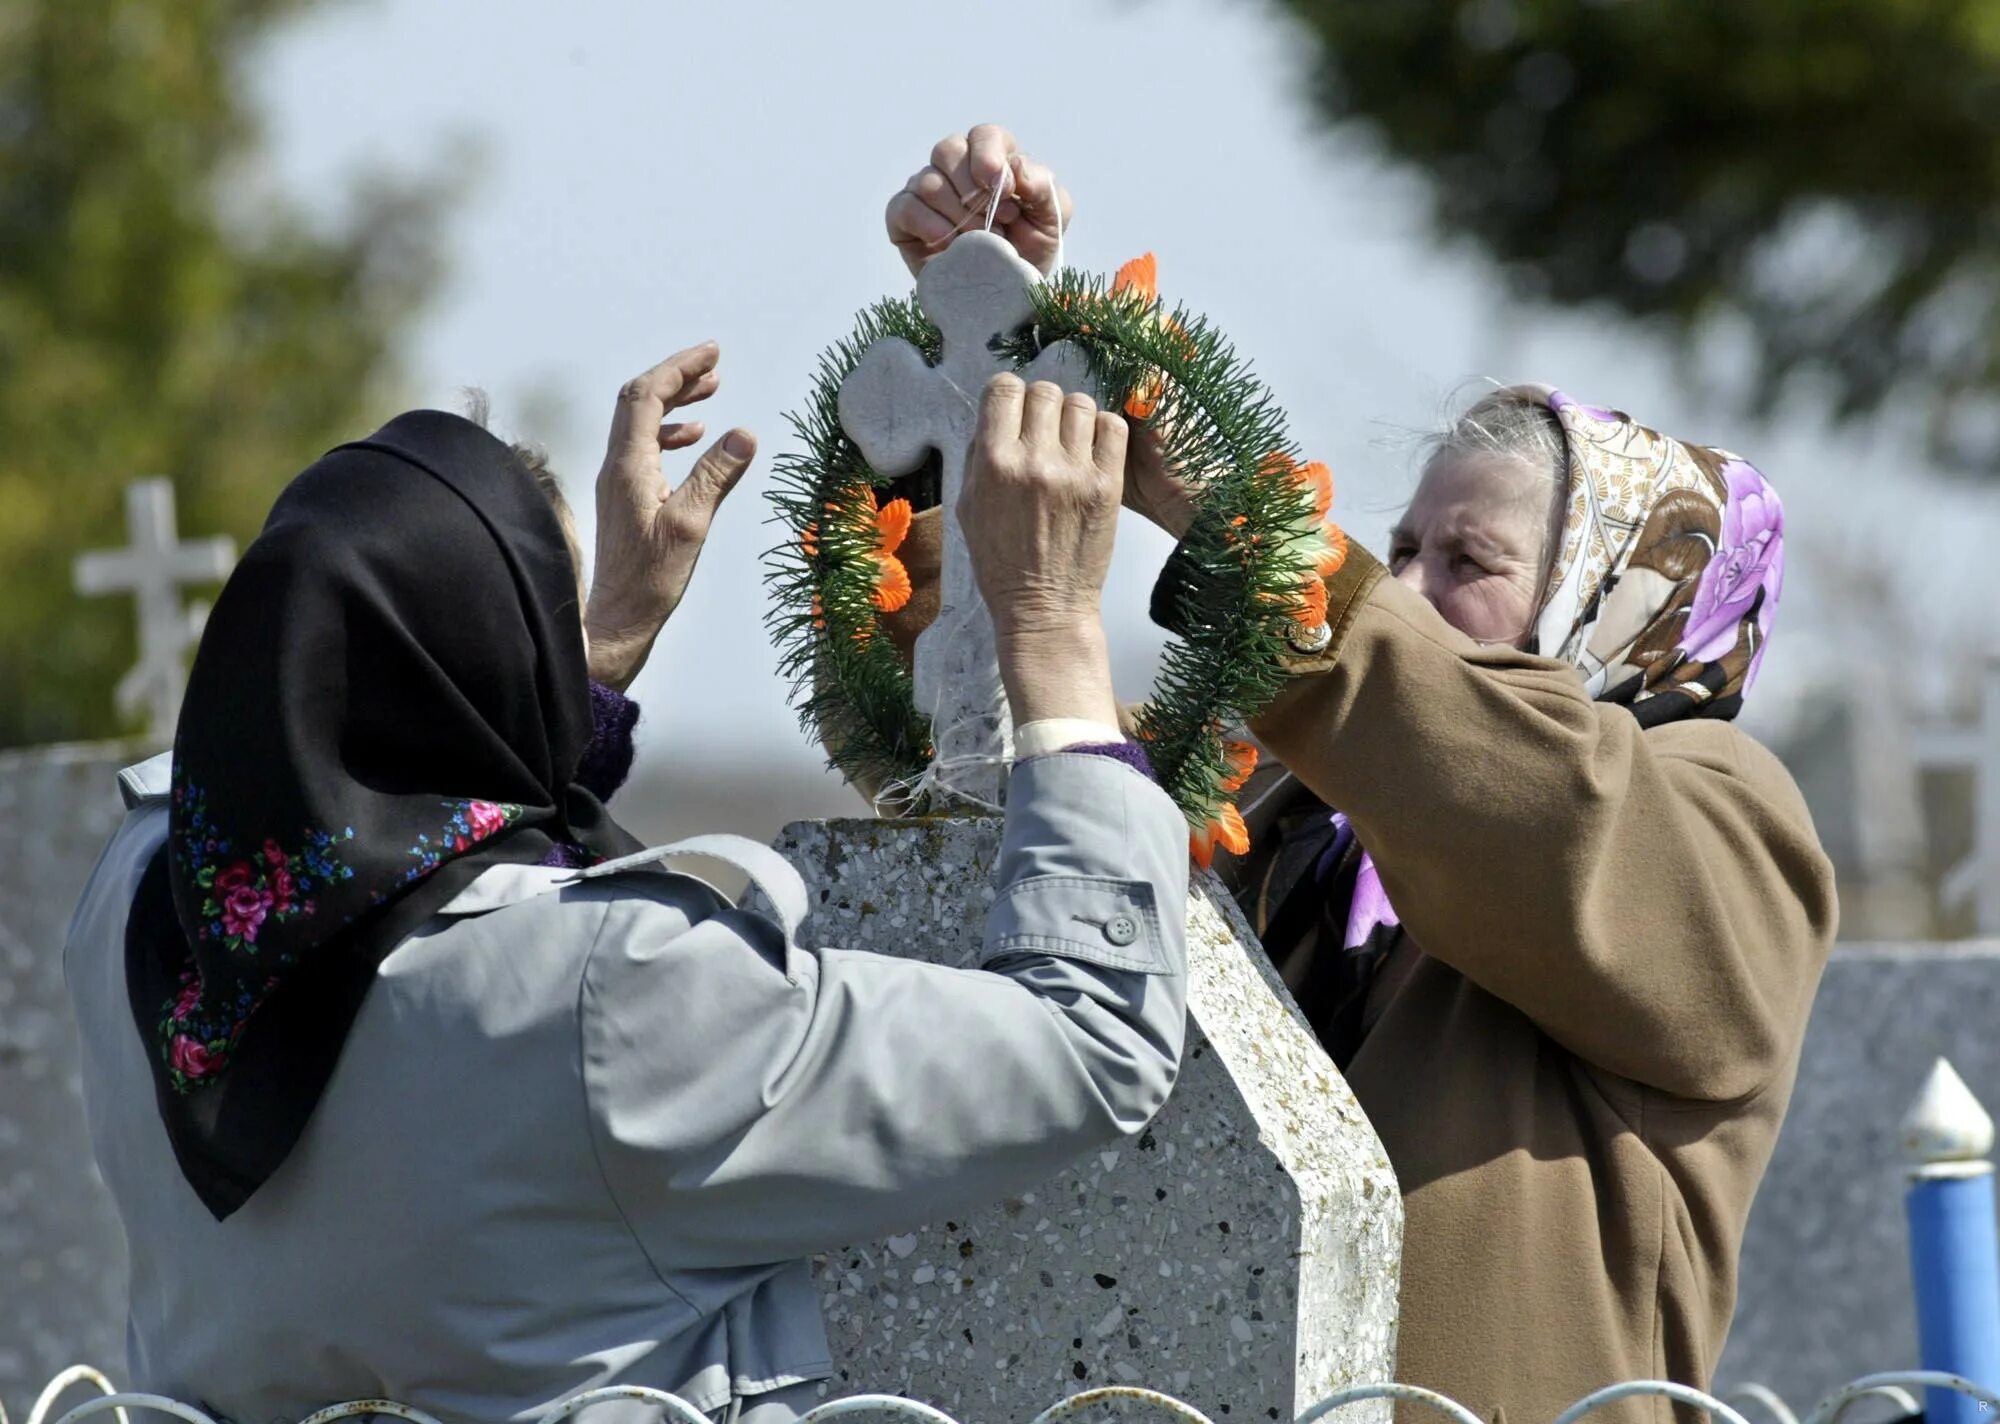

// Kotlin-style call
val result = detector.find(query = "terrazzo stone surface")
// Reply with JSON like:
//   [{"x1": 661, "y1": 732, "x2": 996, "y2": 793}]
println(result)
[
  {"x1": 0, "y1": 742, "x2": 147, "y2": 1407},
  {"x1": 1716, "y1": 944, "x2": 2000, "y2": 1412},
  {"x1": 769, "y1": 817, "x2": 1404, "y2": 1424}
]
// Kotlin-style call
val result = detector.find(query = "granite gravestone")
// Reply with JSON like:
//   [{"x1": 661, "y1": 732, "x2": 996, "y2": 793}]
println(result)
[
  {"x1": 777, "y1": 819, "x2": 1403, "y2": 1424},
  {"x1": 0, "y1": 742, "x2": 147, "y2": 1408},
  {"x1": 779, "y1": 229, "x2": 1403, "y2": 1423},
  {"x1": 1717, "y1": 943, "x2": 2000, "y2": 1409}
]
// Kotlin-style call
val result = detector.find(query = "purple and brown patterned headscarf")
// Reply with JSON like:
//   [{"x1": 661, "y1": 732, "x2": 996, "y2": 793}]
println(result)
[{"x1": 1528, "y1": 386, "x2": 1785, "y2": 727}]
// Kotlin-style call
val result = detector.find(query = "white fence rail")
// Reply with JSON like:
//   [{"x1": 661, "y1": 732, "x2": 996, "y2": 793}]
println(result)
[{"x1": 9, "y1": 1369, "x2": 1999, "y2": 1424}]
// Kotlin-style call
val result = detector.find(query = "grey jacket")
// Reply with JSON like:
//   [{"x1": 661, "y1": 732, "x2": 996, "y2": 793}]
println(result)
[{"x1": 64, "y1": 751, "x2": 1189, "y2": 1424}]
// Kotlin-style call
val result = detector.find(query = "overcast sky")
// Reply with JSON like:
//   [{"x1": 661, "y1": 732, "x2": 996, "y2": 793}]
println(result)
[{"x1": 247, "y1": 0, "x2": 2000, "y2": 809}]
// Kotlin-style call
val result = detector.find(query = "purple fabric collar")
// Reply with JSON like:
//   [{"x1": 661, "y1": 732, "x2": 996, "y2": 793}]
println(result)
[
  {"x1": 1317, "y1": 813, "x2": 1399, "y2": 951},
  {"x1": 538, "y1": 682, "x2": 640, "y2": 868}
]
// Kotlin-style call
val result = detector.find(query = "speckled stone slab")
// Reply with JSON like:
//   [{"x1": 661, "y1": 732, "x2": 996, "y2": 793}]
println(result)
[
  {"x1": 1717, "y1": 943, "x2": 2000, "y2": 1409},
  {"x1": 770, "y1": 817, "x2": 1403, "y2": 1424},
  {"x1": 0, "y1": 741, "x2": 150, "y2": 1405}
]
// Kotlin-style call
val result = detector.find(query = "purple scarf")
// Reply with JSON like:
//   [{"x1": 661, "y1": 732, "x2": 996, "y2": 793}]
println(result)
[{"x1": 1319, "y1": 814, "x2": 1398, "y2": 952}]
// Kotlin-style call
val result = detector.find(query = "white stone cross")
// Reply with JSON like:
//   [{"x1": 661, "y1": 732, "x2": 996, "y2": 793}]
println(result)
[
  {"x1": 73, "y1": 478, "x2": 236, "y2": 743},
  {"x1": 838, "y1": 231, "x2": 1098, "y2": 809},
  {"x1": 1913, "y1": 659, "x2": 2000, "y2": 935}
]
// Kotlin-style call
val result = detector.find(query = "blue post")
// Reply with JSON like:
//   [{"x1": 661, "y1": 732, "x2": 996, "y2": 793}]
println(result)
[{"x1": 1904, "y1": 1058, "x2": 2000, "y2": 1424}]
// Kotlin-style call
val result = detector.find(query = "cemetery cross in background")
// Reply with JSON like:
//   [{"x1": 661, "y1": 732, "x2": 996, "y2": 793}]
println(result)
[
  {"x1": 837, "y1": 230, "x2": 1095, "y2": 809},
  {"x1": 72, "y1": 478, "x2": 236, "y2": 744}
]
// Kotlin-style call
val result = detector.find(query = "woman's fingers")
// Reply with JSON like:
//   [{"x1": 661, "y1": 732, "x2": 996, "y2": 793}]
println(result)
[
  {"x1": 1020, "y1": 380, "x2": 1066, "y2": 447},
  {"x1": 667, "y1": 369, "x2": 720, "y2": 411},
  {"x1": 1002, "y1": 155, "x2": 1072, "y2": 274},
  {"x1": 893, "y1": 127, "x2": 1052, "y2": 276},
  {"x1": 975, "y1": 372, "x2": 1027, "y2": 449},
  {"x1": 607, "y1": 344, "x2": 720, "y2": 460},
  {"x1": 904, "y1": 167, "x2": 968, "y2": 223},
  {"x1": 1059, "y1": 391, "x2": 1098, "y2": 457},
  {"x1": 887, "y1": 194, "x2": 955, "y2": 272},
  {"x1": 666, "y1": 428, "x2": 758, "y2": 540},
  {"x1": 965, "y1": 124, "x2": 1019, "y2": 196},
  {"x1": 930, "y1": 132, "x2": 978, "y2": 205},
  {"x1": 1091, "y1": 410, "x2": 1130, "y2": 483}
]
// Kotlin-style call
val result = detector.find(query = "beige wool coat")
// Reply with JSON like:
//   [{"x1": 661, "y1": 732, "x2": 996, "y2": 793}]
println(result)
[{"x1": 1230, "y1": 547, "x2": 1838, "y2": 1424}]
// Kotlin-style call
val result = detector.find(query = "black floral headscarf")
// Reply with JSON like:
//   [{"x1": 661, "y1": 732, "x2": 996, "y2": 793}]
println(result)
[{"x1": 124, "y1": 411, "x2": 641, "y2": 1219}]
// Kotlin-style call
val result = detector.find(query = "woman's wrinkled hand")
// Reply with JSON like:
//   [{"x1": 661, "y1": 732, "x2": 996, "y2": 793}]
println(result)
[
  {"x1": 584, "y1": 343, "x2": 757, "y2": 691},
  {"x1": 963, "y1": 375, "x2": 1125, "y2": 727},
  {"x1": 1124, "y1": 423, "x2": 1201, "y2": 540},
  {"x1": 886, "y1": 124, "x2": 1072, "y2": 278}
]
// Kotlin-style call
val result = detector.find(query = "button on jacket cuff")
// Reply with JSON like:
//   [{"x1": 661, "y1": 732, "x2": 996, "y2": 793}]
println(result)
[{"x1": 983, "y1": 876, "x2": 1169, "y2": 974}]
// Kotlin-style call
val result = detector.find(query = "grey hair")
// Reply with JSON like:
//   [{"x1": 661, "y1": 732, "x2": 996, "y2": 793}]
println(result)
[
  {"x1": 460, "y1": 387, "x2": 584, "y2": 578},
  {"x1": 1423, "y1": 388, "x2": 1567, "y2": 489}
]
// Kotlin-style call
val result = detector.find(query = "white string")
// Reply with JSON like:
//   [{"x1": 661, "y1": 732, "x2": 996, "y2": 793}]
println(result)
[
  {"x1": 871, "y1": 706, "x2": 1008, "y2": 817},
  {"x1": 1047, "y1": 180, "x2": 1065, "y2": 279},
  {"x1": 981, "y1": 176, "x2": 1006, "y2": 235},
  {"x1": 975, "y1": 159, "x2": 1064, "y2": 280},
  {"x1": 871, "y1": 653, "x2": 1010, "y2": 817}
]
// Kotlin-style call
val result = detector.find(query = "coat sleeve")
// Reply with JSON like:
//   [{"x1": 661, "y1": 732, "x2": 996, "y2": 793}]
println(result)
[
  {"x1": 579, "y1": 752, "x2": 1190, "y2": 1271},
  {"x1": 1249, "y1": 547, "x2": 1837, "y2": 1102}
]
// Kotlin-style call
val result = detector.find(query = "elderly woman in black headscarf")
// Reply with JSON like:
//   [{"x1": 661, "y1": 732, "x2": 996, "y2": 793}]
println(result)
[{"x1": 65, "y1": 346, "x2": 1190, "y2": 1424}]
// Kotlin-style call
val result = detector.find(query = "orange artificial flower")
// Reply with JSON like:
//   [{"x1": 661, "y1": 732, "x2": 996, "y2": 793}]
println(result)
[
  {"x1": 1190, "y1": 800, "x2": 1251, "y2": 869},
  {"x1": 1317, "y1": 523, "x2": 1350, "y2": 578},
  {"x1": 872, "y1": 558, "x2": 912, "y2": 613},
  {"x1": 1219, "y1": 741, "x2": 1259, "y2": 794},
  {"x1": 1298, "y1": 460, "x2": 1333, "y2": 521},
  {"x1": 1295, "y1": 572, "x2": 1329, "y2": 630},
  {"x1": 1112, "y1": 252, "x2": 1158, "y2": 304},
  {"x1": 1127, "y1": 372, "x2": 1164, "y2": 421},
  {"x1": 1259, "y1": 449, "x2": 1350, "y2": 592},
  {"x1": 1110, "y1": 253, "x2": 1173, "y2": 419},
  {"x1": 801, "y1": 522, "x2": 820, "y2": 558},
  {"x1": 868, "y1": 492, "x2": 914, "y2": 613}
]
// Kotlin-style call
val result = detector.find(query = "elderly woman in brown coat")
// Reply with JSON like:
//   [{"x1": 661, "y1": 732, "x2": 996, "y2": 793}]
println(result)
[{"x1": 878, "y1": 126, "x2": 1838, "y2": 1424}]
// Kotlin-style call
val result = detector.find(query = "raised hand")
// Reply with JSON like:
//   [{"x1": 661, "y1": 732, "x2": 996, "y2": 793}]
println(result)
[
  {"x1": 584, "y1": 343, "x2": 757, "y2": 690},
  {"x1": 1124, "y1": 424, "x2": 1202, "y2": 540},
  {"x1": 962, "y1": 374, "x2": 1126, "y2": 727},
  {"x1": 886, "y1": 124, "x2": 1073, "y2": 277}
]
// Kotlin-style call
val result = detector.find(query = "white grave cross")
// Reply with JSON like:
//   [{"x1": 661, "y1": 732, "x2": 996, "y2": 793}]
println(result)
[
  {"x1": 73, "y1": 478, "x2": 235, "y2": 743},
  {"x1": 1914, "y1": 658, "x2": 2000, "y2": 935},
  {"x1": 838, "y1": 231, "x2": 1097, "y2": 809}
]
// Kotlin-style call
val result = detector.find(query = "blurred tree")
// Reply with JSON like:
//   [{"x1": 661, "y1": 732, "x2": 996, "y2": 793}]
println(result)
[
  {"x1": 1278, "y1": 0, "x2": 2000, "y2": 469},
  {"x1": 0, "y1": 0, "x2": 451, "y2": 748}
]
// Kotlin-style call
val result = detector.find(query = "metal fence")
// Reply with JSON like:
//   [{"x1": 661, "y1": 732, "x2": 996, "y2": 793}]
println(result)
[{"x1": 9, "y1": 1367, "x2": 1999, "y2": 1424}]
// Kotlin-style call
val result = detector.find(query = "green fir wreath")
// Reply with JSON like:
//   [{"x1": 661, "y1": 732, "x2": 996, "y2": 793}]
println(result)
[{"x1": 764, "y1": 255, "x2": 1351, "y2": 865}]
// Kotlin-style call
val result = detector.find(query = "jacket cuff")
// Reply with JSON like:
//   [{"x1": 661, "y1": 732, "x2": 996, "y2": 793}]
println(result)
[
  {"x1": 1279, "y1": 544, "x2": 1388, "y2": 677},
  {"x1": 983, "y1": 875, "x2": 1170, "y2": 974},
  {"x1": 576, "y1": 681, "x2": 641, "y2": 802}
]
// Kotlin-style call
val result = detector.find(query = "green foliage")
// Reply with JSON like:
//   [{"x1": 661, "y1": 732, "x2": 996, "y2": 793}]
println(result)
[
  {"x1": 1017, "y1": 272, "x2": 1317, "y2": 825},
  {"x1": 0, "y1": 0, "x2": 450, "y2": 747},
  {"x1": 764, "y1": 296, "x2": 942, "y2": 800},
  {"x1": 1277, "y1": 0, "x2": 2000, "y2": 469},
  {"x1": 767, "y1": 272, "x2": 1324, "y2": 828}
]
